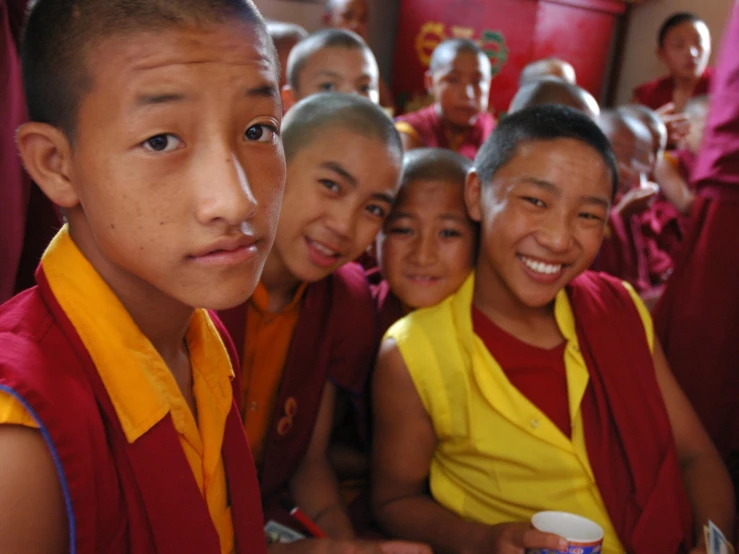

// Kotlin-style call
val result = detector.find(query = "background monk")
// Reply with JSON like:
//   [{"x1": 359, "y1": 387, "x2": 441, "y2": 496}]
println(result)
[
  {"x1": 653, "y1": 0, "x2": 739, "y2": 508},
  {"x1": 508, "y1": 77, "x2": 599, "y2": 119},
  {"x1": 518, "y1": 57, "x2": 577, "y2": 86},
  {"x1": 394, "y1": 38, "x2": 494, "y2": 160}
]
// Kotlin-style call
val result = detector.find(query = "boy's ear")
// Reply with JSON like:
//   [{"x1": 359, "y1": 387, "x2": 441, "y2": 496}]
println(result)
[
  {"x1": 16, "y1": 122, "x2": 80, "y2": 209},
  {"x1": 281, "y1": 85, "x2": 298, "y2": 114},
  {"x1": 464, "y1": 170, "x2": 483, "y2": 223},
  {"x1": 423, "y1": 70, "x2": 434, "y2": 96}
]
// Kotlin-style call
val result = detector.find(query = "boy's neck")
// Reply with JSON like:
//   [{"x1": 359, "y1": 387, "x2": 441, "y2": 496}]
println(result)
[
  {"x1": 435, "y1": 104, "x2": 474, "y2": 136},
  {"x1": 260, "y1": 251, "x2": 305, "y2": 313},
  {"x1": 673, "y1": 73, "x2": 700, "y2": 90},
  {"x1": 472, "y1": 263, "x2": 564, "y2": 349}
]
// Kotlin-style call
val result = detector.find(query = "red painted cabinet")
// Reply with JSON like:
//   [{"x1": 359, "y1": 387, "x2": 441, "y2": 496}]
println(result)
[{"x1": 391, "y1": 0, "x2": 630, "y2": 114}]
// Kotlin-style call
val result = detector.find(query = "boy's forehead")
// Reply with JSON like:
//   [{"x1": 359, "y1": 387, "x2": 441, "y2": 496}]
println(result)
[
  {"x1": 302, "y1": 46, "x2": 377, "y2": 76},
  {"x1": 666, "y1": 19, "x2": 709, "y2": 41},
  {"x1": 92, "y1": 22, "x2": 278, "y2": 82}
]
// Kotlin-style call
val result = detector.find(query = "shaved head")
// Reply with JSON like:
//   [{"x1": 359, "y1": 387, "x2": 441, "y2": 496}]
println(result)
[
  {"x1": 400, "y1": 148, "x2": 472, "y2": 191},
  {"x1": 429, "y1": 38, "x2": 491, "y2": 76},
  {"x1": 286, "y1": 28, "x2": 374, "y2": 91},
  {"x1": 22, "y1": 0, "x2": 271, "y2": 140},
  {"x1": 519, "y1": 57, "x2": 576, "y2": 86},
  {"x1": 282, "y1": 92, "x2": 401, "y2": 163},
  {"x1": 618, "y1": 104, "x2": 668, "y2": 155},
  {"x1": 509, "y1": 77, "x2": 599, "y2": 119}
]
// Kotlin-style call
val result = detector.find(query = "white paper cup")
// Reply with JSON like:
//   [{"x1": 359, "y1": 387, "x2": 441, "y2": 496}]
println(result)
[{"x1": 527, "y1": 511, "x2": 604, "y2": 554}]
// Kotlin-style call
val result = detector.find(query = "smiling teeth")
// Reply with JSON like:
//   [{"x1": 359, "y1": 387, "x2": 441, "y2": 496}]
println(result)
[
  {"x1": 311, "y1": 241, "x2": 337, "y2": 257},
  {"x1": 521, "y1": 256, "x2": 562, "y2": 275}
]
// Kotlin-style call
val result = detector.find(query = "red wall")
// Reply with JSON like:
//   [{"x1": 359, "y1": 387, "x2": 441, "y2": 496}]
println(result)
[{"x1": 392, "y1": 0, "x2": 628, "y2": 115}]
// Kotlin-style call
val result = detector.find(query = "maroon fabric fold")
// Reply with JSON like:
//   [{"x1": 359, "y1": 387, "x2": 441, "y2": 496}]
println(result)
[
  {"x1": 568, "y1": 271, "x2": 692, "y2": 553},
  {"x1": 395, "y1": 104, "x2": 496, "y2": 160},
  {"x1": 633, "y1": 70, "x2": 712, "y2": 110}
]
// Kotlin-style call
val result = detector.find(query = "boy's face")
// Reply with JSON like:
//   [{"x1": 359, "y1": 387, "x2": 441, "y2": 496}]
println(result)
[
  {"x1": 605, "y1": 126, "x2": 653, "y2": 194},
  {"x1": 377, "y1": 178, "x2": 476, "y2": 309},
  {"x1": 659, "y1": 20, "x2": 711, "y2": 81},
  {"x1": 296, "y1": 46, "x2": 379, "y2": 104},
  {"x1": 428, "y1": 51, "x2": 491, "y2": 129},
  {"x1": 466, "y1": 138, "x2": 611, "y2": 310},
  {"x1": 326, "y1": 0, "x2": 369, "y2": 40},
  {"x1": 58, "y1": 24, "x2": 284, "y2": 311},
  {"x1": 273, "y1": 127, "x2": 400, "y2": 283}
]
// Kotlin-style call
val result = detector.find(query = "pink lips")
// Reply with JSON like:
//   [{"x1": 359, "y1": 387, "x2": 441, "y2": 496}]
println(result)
[{"x1": 191, "y1": 235, "x2": 260, "y2": 267}]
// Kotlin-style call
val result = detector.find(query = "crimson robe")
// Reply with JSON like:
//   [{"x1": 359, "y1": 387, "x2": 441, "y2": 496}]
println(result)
[
  {"x1": 653, "y1": 2, "x2": 739, "y2": 465},
  {"x1": 0, "y1": 269, "x2": 267, "y2": 554}
]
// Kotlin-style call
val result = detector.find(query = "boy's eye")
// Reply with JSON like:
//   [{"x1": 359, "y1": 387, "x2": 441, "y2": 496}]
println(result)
[
  {"x1": 440, "y1": 228, "x2": 462, "y2": 239},
  {"x1": 142, "y1": 134, "x2": 182, "y2": 153},
  {"x1": 578, "y1": 212, "x2": 605, "y2": 223},
  {"x1": 359, "y1": 84, "x2": 373, "y2": 94},
  {"x1": 366, "y1": 204, "x2": 387, "y2": 218},
  {"x1": 523, "y1": 196, "x2": 546, "y2": 208},
  {"x1": 244, "y1": 124, "x2": 278, "y2": 143},
  {"x1": 319, "y1": 179, "x2": 341, "y2": 194},
  {"x1": 318, "y1": 82, "x2": 337, "y2": 92},
  {"x1": 388, "y1": 226, "x2": 412, "y2": 236}
]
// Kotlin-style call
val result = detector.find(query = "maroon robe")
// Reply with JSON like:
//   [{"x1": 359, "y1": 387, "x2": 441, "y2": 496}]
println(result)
[
  {"x1": 219, "y1": 262, "x2": 377, "y2": 527},
  {"x1": 633, "y1": 69, "x2": 712, "y2": 110},
  {"x1": 654, "y1": 1, "x2": 739, "y2": 464},
  {"x1": 395, "y1": 104, "x2": 496, "y2": 160},
  {"x1": 569, "y1": 271, "x2": 693, "y2": 553},
  {"x1": 0, "y1": 268, "x2": 267, "y2": 554}
]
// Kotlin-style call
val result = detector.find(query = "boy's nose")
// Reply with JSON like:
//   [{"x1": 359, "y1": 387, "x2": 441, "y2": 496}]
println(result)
[
  {"x1": 537, "y1": 213, "x2": 574, "y2": 253},
  {"x1": 196, "y1": 150, "x2": 258, "y2": 227},
  {"x1": 410, "y1": 233, "x2": 438, "y2": 266}
]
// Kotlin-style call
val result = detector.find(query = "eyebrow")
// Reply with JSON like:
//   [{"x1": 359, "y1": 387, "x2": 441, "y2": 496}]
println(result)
[
  {"x1": 517, "y1": 177, "x2": 610, "y2": 209},
  {"x1": 245, "y1": 83, "x2": 280, "y2": 101},
  {"x1": 321, "y1": 161, "x2": 357, "y2": 187}
]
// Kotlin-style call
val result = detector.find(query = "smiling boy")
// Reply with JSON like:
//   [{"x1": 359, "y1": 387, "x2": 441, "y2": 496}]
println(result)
[
  {"x1": 218, "y1": 93, "x2": 429, "y2": 553},
  {"x1": 371, "y1": 106, "x2": 733, "y2": 554},
  {"x1": 0, "y1": 0, "x2": 285, "y2": 552}
]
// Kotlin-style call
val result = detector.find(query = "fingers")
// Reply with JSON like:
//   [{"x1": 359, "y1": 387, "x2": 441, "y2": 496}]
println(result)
[{"x1": 519, "y1": 529, "x2": 567, "y2": 551}]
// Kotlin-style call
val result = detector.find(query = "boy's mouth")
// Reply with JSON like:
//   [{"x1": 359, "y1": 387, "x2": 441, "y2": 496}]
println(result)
[
  {"x1": 405, "y1": 274, "x2": 441, "y2": 284},
  {"x1": 305, "y1": 237, "x2": 342, "y2": 268},
  {"x1": 518, "y1": 255, "x2": 565, "y2": 277}
]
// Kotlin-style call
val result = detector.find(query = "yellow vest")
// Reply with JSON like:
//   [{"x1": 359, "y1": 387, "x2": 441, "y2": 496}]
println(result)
[{"x1": 387, "y1": 273, "x2": 652, "y2": 554}]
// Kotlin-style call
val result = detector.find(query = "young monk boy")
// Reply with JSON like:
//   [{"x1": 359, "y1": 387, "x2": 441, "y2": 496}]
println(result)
[
  {"x1": 322, "y1": 0, "x2": 395, "y2": 112},
  {"x1": 508, "y1": 76, "x2": 599, "y2": 119},
  {"x1": 633, "y1": 12, "x2": 712, "y2": 112},
  {"x1": 0, "y1": 0, "x2": 285, "y2": 552},
  {"x1": 281, "y1": 29, "x2": 380, "y2": 111},
  {"x1": 519, "y1": 57, "x2": 577, "y2": 86},
  {"x1": 371, "y1": 105, "x2": 734, "y2": 554},
  {"x1": 266, "y1": 20, "x2": 308, "y2": 90},
  {"x1": 395, "y1": 38, "x2": 494, "y2": 160},
  {"x1": 593, "y1": 109, "x2": 674, "y2": 300},
  {"x1": 373, "y1": 148, "x2": 476, "y2": 336},
  {"x1": 218, "y1": 93, "x2": 427, "y2": 553}
]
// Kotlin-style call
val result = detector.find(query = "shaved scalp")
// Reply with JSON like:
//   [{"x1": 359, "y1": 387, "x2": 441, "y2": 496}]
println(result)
[
  {"x1": 400, "y1": 148, "x2": 472, "y2": 192},
  {"x1": 429, "y1": 38, "x2": 491, "y2": 75},
  {"x1": 519, "y1": 57, "x2": 576, "y2": 86},
  {"x1": 476, "y1": 104, "x2": 618, "y2": 199},
  {"x1": 266, "y1": 19, "x2": 308, "y2": 49},
  {"x1": 282, "y1": 92, "x2": 402, "y2": 163},
  {"x1": 658, "y1": 12, "x2": 706, "y2": 48},
  {"x1": 597, "y1": 108, "x2": 653, "y2": 159},
  {"x1": 509, "y1": 77, "x2": 599, "y2": 119},
  {"x1": 618, "y1": 104, "x2": 667, "y2": 153},
  {"x1": 325, "y1": 0, "x2": 367, "y2": 14},
  {"x1": 21, "y1": 0, "x2": 272, "y2": 141},
  {"x1": 286, "y1": 28, "x2": 374, "y2": 91}
]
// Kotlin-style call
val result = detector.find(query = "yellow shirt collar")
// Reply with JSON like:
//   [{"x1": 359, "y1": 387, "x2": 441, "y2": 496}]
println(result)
[{"x1": 41, "y1": 226, "x2": 234, "y2": 444}]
